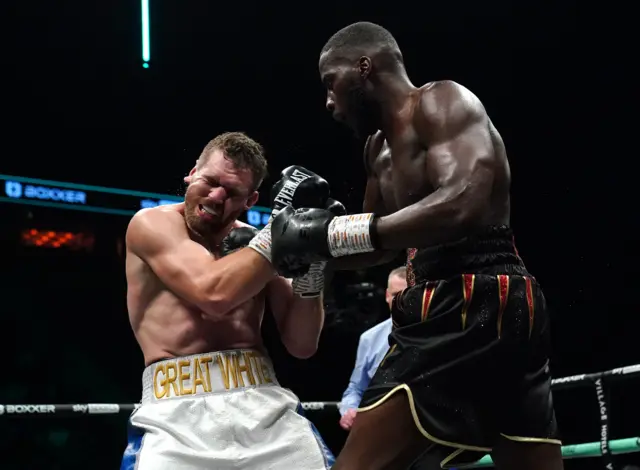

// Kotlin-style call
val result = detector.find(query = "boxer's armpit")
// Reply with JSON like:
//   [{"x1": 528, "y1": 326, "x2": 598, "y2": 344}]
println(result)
[{"x1": 127, "y1": 209, "x2": 275, "y2": 319}]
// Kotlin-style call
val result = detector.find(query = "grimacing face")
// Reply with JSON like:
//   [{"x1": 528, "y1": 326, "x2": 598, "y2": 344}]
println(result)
[
  {"x1": 319, "y1": 56, "x2": 379, "y2": 137},
  {"x1": 183, "y1": 149, "x2": 259, "y2": 238}
]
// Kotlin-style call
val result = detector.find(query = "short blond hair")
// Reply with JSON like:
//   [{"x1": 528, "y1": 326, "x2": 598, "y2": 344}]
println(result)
[{"x1": 198, "y1": 132, "x2": 268, "y2": 190}]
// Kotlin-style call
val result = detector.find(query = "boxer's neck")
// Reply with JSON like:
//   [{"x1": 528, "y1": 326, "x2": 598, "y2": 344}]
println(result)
[{"x1": 371, "y1": 71, "x2": 415, "y2": 138}]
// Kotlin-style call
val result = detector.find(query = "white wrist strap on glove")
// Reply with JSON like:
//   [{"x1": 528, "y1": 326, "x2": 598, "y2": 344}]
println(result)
[
  {"x1": 247, "y1": 221, "x2": 272, "y2": 263},
  {"x1": 292, "y1": 261, "x2": 326, "y2": 298}
]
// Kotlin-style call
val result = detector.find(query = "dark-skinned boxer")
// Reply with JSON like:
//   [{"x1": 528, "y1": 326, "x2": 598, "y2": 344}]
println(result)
[{"x1": 270, "y1": 22, "x2": 562, "y2": 470}]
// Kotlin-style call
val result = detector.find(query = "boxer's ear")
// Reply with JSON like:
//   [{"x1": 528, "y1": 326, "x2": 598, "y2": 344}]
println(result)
[
  {"x1": 358, "y1": 56, "x2": 372, "y2": 80},
  {"x1": 184, "y1": 166, "x2": 197, "y2": 184},
  {"x1": 244, "y1": 191, "x2": 259, "y2": 210}
]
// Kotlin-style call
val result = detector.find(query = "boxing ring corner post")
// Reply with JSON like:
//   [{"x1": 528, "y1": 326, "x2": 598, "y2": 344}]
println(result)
[{"x1": 467, "y1": 438, "x2": 640, "y2": 468}]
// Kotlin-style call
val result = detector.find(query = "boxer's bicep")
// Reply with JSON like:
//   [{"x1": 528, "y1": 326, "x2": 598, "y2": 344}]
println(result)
[
  {"x1": 127, "y1": 210, "x2": 216, "y2": 309},
  {"x1": 422, "y1": 112, "x2": 494, "y2": 220},
  {"x1": 420, "y1": 81, "x2": 494, "y2": 207}
]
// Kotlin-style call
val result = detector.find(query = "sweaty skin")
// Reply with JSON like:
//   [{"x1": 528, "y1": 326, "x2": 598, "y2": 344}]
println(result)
[
  {"x1": 368, "y1": 81, "x2": 510, "y2": 248},
  {"x1": 329, "y1": 80, "x2": 510, "y2": 271},
  {"x1": 320, "y1": 51, "x2": 561, "y2": 468},
  {"x1": 126, "y1": 203, "x2": 318, "y2": 365}
]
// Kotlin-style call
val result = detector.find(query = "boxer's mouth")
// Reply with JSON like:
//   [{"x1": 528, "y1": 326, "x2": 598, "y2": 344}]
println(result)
[{"x1": 199, "y1": 204, "x2": 219, "y2": 217}]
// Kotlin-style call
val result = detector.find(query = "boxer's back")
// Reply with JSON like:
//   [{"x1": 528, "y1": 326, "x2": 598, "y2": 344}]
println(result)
[{"x1": 126, "y1": 207, "x2": 266, "y2": 366}]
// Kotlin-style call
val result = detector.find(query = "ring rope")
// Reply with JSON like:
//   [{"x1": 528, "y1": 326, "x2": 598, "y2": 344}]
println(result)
[
  {"x1": 2, "y1": 363, "x2": 636, "y2": 415},
  {"x1": 468, "y1": 438, "x2": 640, "y2": 468},
  {"x1": 1, "y1": 363, "x2": 638, "y2": 467}
]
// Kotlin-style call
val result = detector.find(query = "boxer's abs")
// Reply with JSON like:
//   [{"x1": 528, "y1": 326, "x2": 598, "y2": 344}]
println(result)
[{"x1": 127, "y1": 256, "x2": 265, "y2": 366}]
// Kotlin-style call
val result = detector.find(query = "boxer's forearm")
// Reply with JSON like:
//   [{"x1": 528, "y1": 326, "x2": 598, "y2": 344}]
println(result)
[
  {"x1": 201, "y1": 249, "x2": 276, "y2": 318},
  {"x1": 280, "y1": 297, "x2": 324, "y2": 359},
  {"x1": 373, "y1": 189, "x2": 481, "y2": 249},
  {"x1": 327, "y1": 250, "x2": 399, "y2": 271}
]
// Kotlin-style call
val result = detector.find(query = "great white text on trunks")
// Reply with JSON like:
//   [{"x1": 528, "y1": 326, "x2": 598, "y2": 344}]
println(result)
[
  {"x1": 153, "y1": 352, "x2": 273, "y2": 399},
  {"x1": 272, "y1": 169, "x2": 312, "y2": 213}
]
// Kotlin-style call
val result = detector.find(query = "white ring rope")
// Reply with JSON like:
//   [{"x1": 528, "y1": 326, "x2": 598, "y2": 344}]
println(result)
[{"x1": 0, "y1": 364, "x2": 638, "y2": 416}]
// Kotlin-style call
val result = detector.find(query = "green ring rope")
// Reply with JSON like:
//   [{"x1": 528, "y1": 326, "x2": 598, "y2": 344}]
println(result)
[{"x1": 468, "y1": 437, "x2": 640, "y2": 467}]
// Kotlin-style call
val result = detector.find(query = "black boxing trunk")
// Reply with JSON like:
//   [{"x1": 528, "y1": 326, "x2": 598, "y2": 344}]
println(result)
[{"x1": 359, "y1": 226, "x2": 560, "y2": 468}]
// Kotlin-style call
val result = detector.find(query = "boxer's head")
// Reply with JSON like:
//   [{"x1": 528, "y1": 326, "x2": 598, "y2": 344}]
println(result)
[
  {"x1": 184, "y1": 132, "x2": 267, "y2": 238},
  {"x1": 319, "y1": 22, "x2": 404, "y2": 137},
  {"x1": 385, "y1": 266, "x2": 407, "y2": 310}
]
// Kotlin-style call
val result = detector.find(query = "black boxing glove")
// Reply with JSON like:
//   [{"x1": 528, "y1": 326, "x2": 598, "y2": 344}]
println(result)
[
  {"x1": 248, "y1": 165, "x2": 331, "y2": 263},
  {"x1": 323, "y1": 198, "x2": 347, "y2": 218},
  {"x1": 290, "y1": 198, "x2": 347, "y2": 297},
  {"x1": 271, "y1": 206, "x2": 377, "y2": 278},
  {"x1": 269, "y1": 166, "x2": 330, "y2": 221},
  {"x1": 220, "y1": 226, "x2": 260, "y2": 257}
]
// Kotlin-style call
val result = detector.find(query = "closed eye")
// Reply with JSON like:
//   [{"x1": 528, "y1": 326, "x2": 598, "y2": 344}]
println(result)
[{"x1": 322, "y1": 74, "x2": 335, "y2": 90}]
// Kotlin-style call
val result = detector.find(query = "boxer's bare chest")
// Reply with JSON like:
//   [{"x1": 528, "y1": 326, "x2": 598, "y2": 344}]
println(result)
[{"x1": 370, "y1": 128, "x2": 435, "y2": 214}]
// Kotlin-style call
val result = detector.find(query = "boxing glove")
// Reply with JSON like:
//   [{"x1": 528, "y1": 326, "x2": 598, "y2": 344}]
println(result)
[
  {"x1": 271, "y1": 206, "x2": 376, "y2": 278},
  {"x1": 290, "y1": 198, "x2": 347, "y2": 297},
  {"x1": 220, "y1": 226, "x2": 260, "y2": 257},
  {"x1": 248, "y1": 165, "x2": 331, "y2": 263},
  {"x1": 269, "y1": 165, "x2": 330, "y2": 221}
]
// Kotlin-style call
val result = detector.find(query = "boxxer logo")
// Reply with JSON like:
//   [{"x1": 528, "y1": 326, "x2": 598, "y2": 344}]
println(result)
[
  {"x1": 3, "y1": 404, "x2": 55, "y2": 414},
  {"x1": 5, "y1": 181, "x2": 22, "y2": 198}
]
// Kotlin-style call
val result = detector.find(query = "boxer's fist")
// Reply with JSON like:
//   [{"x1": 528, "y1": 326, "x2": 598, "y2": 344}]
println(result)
[
  {"x1": 220, "y1": 226, "x2": 260, "y2": 257},
  {"x1": 270, "y1": 166, "x2": 330, "y2": 219},
  {"x1": 271, "y1": 206, "x2": 335, "y2": 278}
]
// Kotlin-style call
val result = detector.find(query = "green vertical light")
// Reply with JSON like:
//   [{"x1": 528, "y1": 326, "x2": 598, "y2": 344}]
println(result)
[{"x1": 141, "y1": 0, "x2": 150, "y2": 67}]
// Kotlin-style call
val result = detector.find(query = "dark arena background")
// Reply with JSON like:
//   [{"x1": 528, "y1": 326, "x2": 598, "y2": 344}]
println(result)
[{"x1": 2, "y1": 1, "x2": 638, "y2": 469}]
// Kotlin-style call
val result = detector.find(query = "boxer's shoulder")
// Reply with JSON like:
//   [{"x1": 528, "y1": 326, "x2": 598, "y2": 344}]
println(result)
[
  {"x1": 414, "y1": 80, "x2": 488, "y2": 139},
  {"x1": 416, "y1": 81, "x2": 486, "y2": 121},
  {"x1": 127, "y1": 205, "x2": 188, "y2": 252},
  {"x1": 129, "y1": 205, "x2": 184, "y2": 230}
]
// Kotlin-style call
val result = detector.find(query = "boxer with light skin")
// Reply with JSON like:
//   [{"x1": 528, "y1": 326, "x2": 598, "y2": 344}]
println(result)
[
  {"x1": 121, "y1": 132, "x2": 338, "y2": 470},
  {"x1": 271, "y1": 22, "x2": 562, "y2": 470}
]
